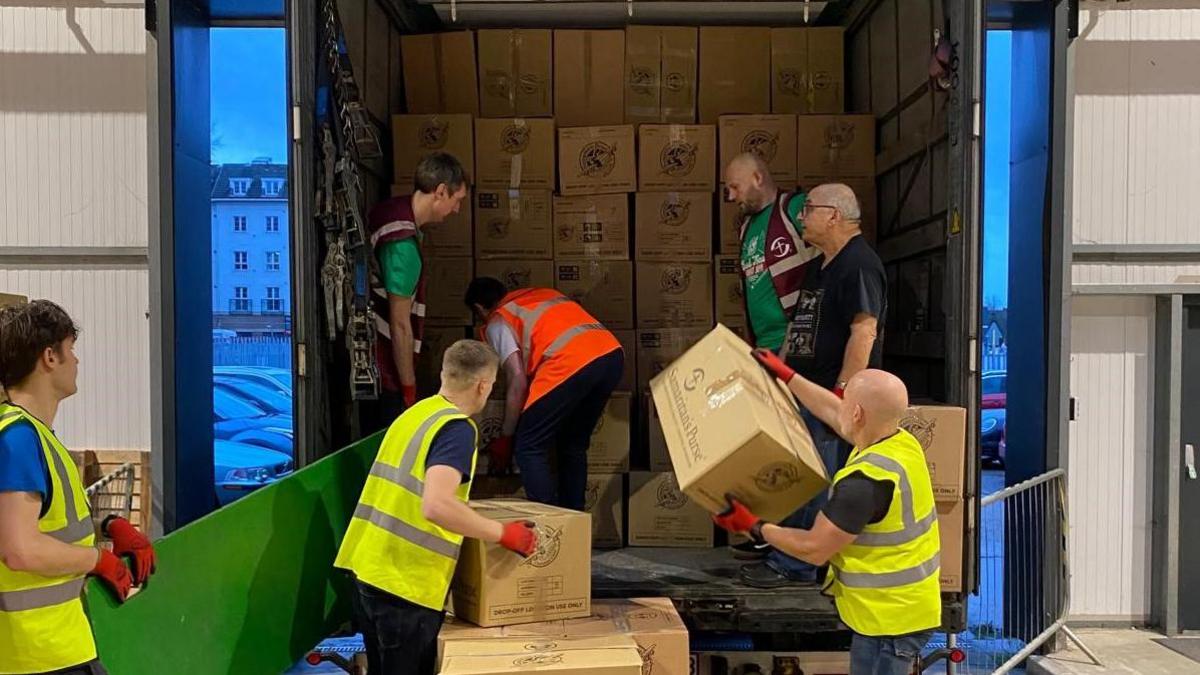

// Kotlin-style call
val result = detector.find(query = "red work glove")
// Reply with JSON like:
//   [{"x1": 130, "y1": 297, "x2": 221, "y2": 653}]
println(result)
[
  {"x1": 832, "y1": 383, "x2": 846, "y2": 399},
  {"x1": 103, "y1": 516, "x2": 156, "y2": 585},
  {"x1": 486, "y1": 435, "x2": 514, "y2": 475},
  {"x1": 499, "y1": 520, "x2": 538, "y2": 558},
  {"x1": 751, "y1": 348, "x2": 797, "y2": 384},
  {"x1": 401, "y1": 384, "x2": 418, "y2": 409},
  {"x1": 90, "y1": 549, "x2": 133, "y2": 603},
  {"x1": 712, "y1": 494, "x2": 766, "y2": 544}
]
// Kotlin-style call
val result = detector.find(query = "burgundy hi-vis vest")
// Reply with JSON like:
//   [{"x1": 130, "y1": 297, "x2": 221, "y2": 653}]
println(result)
[
  {"x1": 367, "y1": 195, "x2": 427, "y2": 393},
  {"x1": 737, "y1": 190, "x2": 821, "y2": 343}
]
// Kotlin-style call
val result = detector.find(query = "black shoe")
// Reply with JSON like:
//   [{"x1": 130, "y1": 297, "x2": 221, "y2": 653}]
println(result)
[
  {"x1": 739, "y1": 561, "x2": 818, "y2": 589},
  {"x1": 730, "y1": 539, "x2": 772, "y2": 560}
]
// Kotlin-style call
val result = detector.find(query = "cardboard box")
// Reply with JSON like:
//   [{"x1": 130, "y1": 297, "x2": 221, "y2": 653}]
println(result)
[
  {"x1": 391, "y1": 184, "x2": 474, "y2": 257},
  {"x1": 648, "y1": 324, "x2": 827, "y2": 521},
  {"x1": 634, "y1": 262, "x2": 713, "y2": 328},
  {"x1": 0, "y1": 293, "x2": 27, "y2": 403},
  {"x1": 627, "y1": 472, "x2": 714, "y2": 547},
  {"x1": 391, "y1": 114, "x2": 475, "y2": 188},
  {"x1": 698, "y1": 27, "x2": 771, "y2": 123},
  {"x1": 585, "y1": 473, "x2": 624, "y2": 548},
  {"x1": 475, "y1": 259, "x2": 556, "y2": 292},
  {"x1": 770, "y1": 27, "x2": 845, "y2": 115},
  {"x1": 646, "y1": 394, "x2": 672, "y2": 472},
  {"x1": 558, "y1": 126, "x2": 637, "y2": 196},
  {"x1": 477, "y1": 29, "x2": 553, "y2": 118},
  {"x1": 634, "y1": 191, "x2": 712, "y2": 262},
  {"x1": 625, "y1": 26, "x2": 698, "y2": 124},
  {"x1": 552, "y1": 194, "x2": 630, "y2": 260},
  {"x1": 937, "y1": 499, "x2": 964, "y2": 592},
  {"x1": 613, "y1": 330, "x2": 636, "y2": 391},
  {"x1": 416, "y1": 325, "x2": 470, "y2": 395},
  {"x1": 588, "y1": 392, "x2": 632, "y2": 473},
  {"x1": 453, "y1": 499, "x2": 592, "y2": 627},
  {"x1": 475, "y1": 399, "x2": 507, "y2": 449},
  {"x1": 717, "y1": 196, "x2": 744, "y2": 255},
  {"x1": 713, "y1": 256, "x2": 747, "y2": 328},
  {"x1": 796, "y1": 114, "x2": 876, "y2": 181},
  {"x1": 718, "y1": 114, "x2": 798, "y2": 185},
  {"x1": 401, "y1": 32, "x2": 479, "y2": 116},
  {"x1": 553, "y1": 260, "x2": 634, "y2": 330},
  {"x1": 635, "y1": 328, "x2": 708, "y2": 393},
  {"x1": 474, "y1": 189, "x2": 553, "y2": 259},
  {"x1": 554, "y1": 30, "x2": 626, "y2": 127},
  {"x1": 637, "y1": 125, "x2": 716, "y2": 192},
  {"x1": 424, "y1": 257, "x2": 474, "y2": 325},
  {"x1": 442, "y1": 643, "x2": 642, "y2": 675},
  {"x1": 899, "y1": 405, "x2": 967, "y2": 500},
  {"x1": 474, "y1": 118, "x2": 557, "y2": 190}
]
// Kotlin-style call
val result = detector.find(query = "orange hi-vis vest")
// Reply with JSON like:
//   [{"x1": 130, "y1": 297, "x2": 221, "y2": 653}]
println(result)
[{"x1": 488, "y1": 288, "x2": 621, "y2": 409}]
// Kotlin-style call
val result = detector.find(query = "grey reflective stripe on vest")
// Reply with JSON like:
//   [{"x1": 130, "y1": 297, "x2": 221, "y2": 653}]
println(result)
[
  {"x1": 3, "y1": 411, "x2": 93, "y2": 544},
  {"x1": 367, "y1": 407, "x2": 461, "y2": 496},
  {"x1": 0, "y1": 578, "x2": 85, "y2": 612},
  {"x1": 353, "y1": 503, "x2": 460, "y2": 559},
  {"x1": 846, "y1": 452, "x2": 936, "y2": 547},
  {"x1": 0, "y1": 410, "x2": 20, "y2": 423},
  {"x1": 836, "y1": 552, "x2": 940, "y2": 589},
  {"x1": 501, "y1": 295, "x2": 571, "y2": 358},
  {"x1": 47, "y1": 518, "x2": 95, "y2": 544},
  {"x1": 542, "y1": 323, "x2": 605, "y2": 359}
]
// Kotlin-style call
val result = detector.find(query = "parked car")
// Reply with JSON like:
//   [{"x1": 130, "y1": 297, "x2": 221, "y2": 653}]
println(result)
[
  {"x1": 214, "y1": 439, "x2": 293, "y2": 505},
  {"x1": 981, "y1": 407, "x2": 1006, "y2": 467},
  {"x1": 215, "y1": 377, "x2": 292, "y2": 416},
  {"x1": 214, "y1": 366, "x2": 293, "y2": 396},
  {"x1": 212, "y1": 388, "x2": 294, "y2": 454},
  {"x1": 982, "y1": 371, "x2": 1007, "y2": 410}
]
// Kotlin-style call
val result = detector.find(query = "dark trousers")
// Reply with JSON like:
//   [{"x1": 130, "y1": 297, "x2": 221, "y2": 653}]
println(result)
[
  {"x1": 849, "y1": 630, "x2": 934, "y2": 675},
  {"x1": 515, "y1": 349, "x2": 624, "y2": 510},
  {"x1": 349, "y1": 579, "x2": 445, "y2": 675}
]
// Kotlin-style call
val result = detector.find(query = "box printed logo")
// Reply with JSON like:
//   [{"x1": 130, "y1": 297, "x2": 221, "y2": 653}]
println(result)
[
  {"x1": 522, "y1": 524, "x2": 563, "y2": 568},
  {"x1": 754, "y1": 461, "x2": 801, "y2": 493},
  {"x1": 501, "y1": 124, "x2": 531, "y2": 154},
  {"x1": 418, "y1": 119, "x2": 450, "y2": 149},
  {"x1": 659, "y1": 141, "x2": 697, "y2": 177},
  {"x1": 740, "y1": 130, "x2": 779, "y2": 163},
  {"x1": 579, "y1": 142, "x2": 617, "y2": 178},
  {"x1": 658, "y1": 266, "x2": 692, "y2": 295},
  {"x1": 655, "y1": 474, "x2": 689, "y2": 510}
]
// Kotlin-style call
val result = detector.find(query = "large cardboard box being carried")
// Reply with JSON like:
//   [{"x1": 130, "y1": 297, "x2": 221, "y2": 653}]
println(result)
[
  {"x1": 400, "y1": 32, "x2": 479, "y2": 116},
  {"x1": 713, "y1": 255, "x2": 747, "y2": 328},
  {"x1": 474, "y1": 118, "x2": 556, "y2": 191},
  {"x1": 558, "y1": 126, "x2": 637, "y2": 196},
  {"x1": 424, "y1": 257, "x2": 474, "y2": 325},
  {"x1": 477, "y1": 29, "x2": 553, "y2": 118},
  {"x1": 442, "y1": 637, "x2": 643, "y2": 675},
  {"x1": 937, "y1": 499, "x2": 965, "y2": 592},
  {"x1": 554, "y1": 30, "x2": 626, "y2": 127},
  {"x1": 634, "y1": 262, "x2": 713, "y2": 328},
  {"x1": 552, "y1": 194, "x2": 630, "y2": 260},
  {"x1": 648, "y1": 324, "x2": 827, "y2": 521},
  {"x1": 796, "y1": 114, "x2": 877, "y2": 182},
  {"x1": 585, "y1": 473, "x2": 624, "y2": 548},
  {"x1": 624, "y1": 26, "x2": 698, "y2": 124},
  {"x1": 588, "y1": 391, "x2": 632, "y2": 473},
  {"x1": 0, "y1": 293, "x2": 27, "y2": 403},
  {"x1": 637, "y1": 124, "x2": 716, "y2": 192},
  {"x1": 391, "y1": 114, "x2": 475, "y2": 188},
  {"x1": 634, "y1": 191, "x2": 713, "y2": 262},
  {"x1": 554, "y1": 260, "x2": 634, "y2": 330},
  {"x1": 628, "y1": 472, "x2": 714, "y2": 547},
  {"x1": 474, "y1": 189, "x2": 553, "y2": 260},
  {"x1": 452, "y1": 499, "x2": 592, "y2": 627},
  {"x1": 476, "y1": 259, "x2": 556, "y2": 292},
  {"x1": 718, "y1": 114, "x2": 798, "y2": 185},
  {"x1": 390, "y1": 184, "x2": 473, "y2": 257},
  {"x1": 770, "y1": 27, "x2": 845, "y2": 115},
  {"x1": 698, "y1": 27, "x2": 771, "y2": 123},
  {"x1": 900, "y1": 405, "x2": 967, "y2": 500}
]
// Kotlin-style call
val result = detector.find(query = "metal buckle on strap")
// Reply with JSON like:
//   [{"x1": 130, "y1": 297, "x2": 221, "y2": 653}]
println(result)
[{"x1": 0, "y1": 578, "x2": 85, "y2": 612}]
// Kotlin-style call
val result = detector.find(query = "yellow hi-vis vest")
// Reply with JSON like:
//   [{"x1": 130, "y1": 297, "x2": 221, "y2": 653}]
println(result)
[
  {"x1": 0, "y1": 404, "x2": 98, "y2": 674},
  {"x1": 334, "y1": 395, "x2": 478, "y2": 611},
  {"x1": 824, "y1": 429, "x2": 942, "y2": 637}
]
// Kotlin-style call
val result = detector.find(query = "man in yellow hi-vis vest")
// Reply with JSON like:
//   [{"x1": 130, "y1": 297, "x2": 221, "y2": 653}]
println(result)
[
  {"x1": 0, "y1": 300, "x2": 158, "y2": 675},
  {"x1": 335, "y1": 339, "x2": 540, "y2": 675},
  {"x1": 713, "y1": 353, "x2": 941, "y2": 675}
]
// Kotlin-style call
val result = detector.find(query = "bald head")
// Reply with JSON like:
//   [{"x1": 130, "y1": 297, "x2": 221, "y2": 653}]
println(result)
[
  {"x1": 844, "y1": 369, "x2": 909, "y2": 428},
  {"x1": 724, "y1": 153, "x2": 777, "y2": 213},
  {"x1": 808, "y1": 183, "x2": 862, "y2": 222}
]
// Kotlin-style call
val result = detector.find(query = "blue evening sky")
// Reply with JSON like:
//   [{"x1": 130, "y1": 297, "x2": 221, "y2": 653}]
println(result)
[
  {"x1": 210, "y1": 28, "x2": 288, "y2": 166},
  {"x1": 983, "y1": 30, "x2": 1011, "y2": 310}
]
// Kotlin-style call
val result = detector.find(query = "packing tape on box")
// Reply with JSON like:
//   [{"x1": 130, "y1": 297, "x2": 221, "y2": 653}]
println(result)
[
  {"x1": 584, "y1": 31, "x2": 594, "y2": 112},
  {"x1": 509, "y1": 31, "x2": 521, "y2": 113},
  {"x1": 669, "y1": 124, "x2": 684, "y2": 142},
  {"x1": 508, "y1": 190, "x2": 522, "y2": 220},
  {"x1": 432, "y1": 36, "x2": 446, "y2": 113},
  {"x1": 509, "y1": 118, "x2": 525, "y2": 188}
]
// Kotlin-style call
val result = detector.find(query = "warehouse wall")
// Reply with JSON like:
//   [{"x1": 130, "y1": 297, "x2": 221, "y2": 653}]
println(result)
[
  {"x1": 1068, "y1": 1, "x2": 1200, "y2": 622},
  {"x1": 0, "y1": 4, "x2": 150, "y2": 451}
]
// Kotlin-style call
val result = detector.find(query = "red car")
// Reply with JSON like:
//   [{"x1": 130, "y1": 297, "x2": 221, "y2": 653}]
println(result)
[{"x1": 982, "y1": 371, "x2": 1006, "y2": 410}]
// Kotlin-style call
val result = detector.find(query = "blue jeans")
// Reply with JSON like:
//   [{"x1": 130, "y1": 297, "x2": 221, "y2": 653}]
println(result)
[
  {"x1": 849, "y1": 631, "x2": 933, "y2": 675},
  {"x1": 765, "y1": 408, "x2": 852, "y2": 579}
]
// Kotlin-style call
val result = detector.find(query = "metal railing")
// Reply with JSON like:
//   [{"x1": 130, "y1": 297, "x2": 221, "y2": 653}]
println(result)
[
  {"x1": 958, "y1": 469, "x2": 1102, "y2": 674},
  {"x1": 85, "y1": 461, "x2": 137, "y2": 524}
]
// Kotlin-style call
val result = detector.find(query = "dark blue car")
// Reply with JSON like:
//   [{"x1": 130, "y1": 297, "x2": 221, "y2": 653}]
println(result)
[
  {"x1": 214, "y1": 439, "x2": 293, "y2": 505},
  {"x1": 213, "y1": 388, "x2": 294, "y2": 454}
]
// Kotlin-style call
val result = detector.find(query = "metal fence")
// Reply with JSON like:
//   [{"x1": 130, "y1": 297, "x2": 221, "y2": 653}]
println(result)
[
  {"x1": 85, "y1": 461, "x2": 137, "y2": 524},
  {"x1": 213, "y1": 336, "x2": 291, "y2": 369},
  {"x1": 955, "y1": 469, "x2": 1101, "y2": 674}
]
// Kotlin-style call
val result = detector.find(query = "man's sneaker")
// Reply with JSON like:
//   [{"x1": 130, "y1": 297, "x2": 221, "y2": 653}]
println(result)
[
  {"x1": 729, "y1": 539, "x2": 772, "y2": 560},
  {"x1": 738, "y1": 561, "x2": 819, "y2": 589}
]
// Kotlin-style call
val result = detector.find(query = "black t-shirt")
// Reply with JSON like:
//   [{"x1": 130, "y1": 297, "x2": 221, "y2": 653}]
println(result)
[
  {"x1": 821, "y1": 471, "x2": 895, "y2": 535},
  {"x1": 424, "y1": 419, "x2": 477, "y2": 483},
  {"x1": 784, "y1": 235, "x2": 887, "y2": 388}
]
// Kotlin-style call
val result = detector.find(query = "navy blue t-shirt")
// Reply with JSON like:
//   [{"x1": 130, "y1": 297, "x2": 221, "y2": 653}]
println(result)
[
  {"x1": 0, "y1": 419, "x2": 52, "y2": 516},
  {"x1": 424, "y1": 419, "x2": 477, "y2": 482}
]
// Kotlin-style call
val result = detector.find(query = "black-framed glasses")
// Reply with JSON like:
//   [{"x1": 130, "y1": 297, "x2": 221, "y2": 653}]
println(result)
[{"x1": 801, "y1": 203, "x2": 838, "y2": 217}]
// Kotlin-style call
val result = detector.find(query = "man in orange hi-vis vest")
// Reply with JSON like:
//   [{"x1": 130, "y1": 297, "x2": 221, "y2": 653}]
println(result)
[{"x1": 464, "y1": 277, "x2": 624, "y2": 509}]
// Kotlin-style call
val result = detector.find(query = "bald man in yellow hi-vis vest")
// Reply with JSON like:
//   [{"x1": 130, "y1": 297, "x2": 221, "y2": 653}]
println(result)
[{"x1": 714, "y1": 354, "x2": 941, "y2": 675}]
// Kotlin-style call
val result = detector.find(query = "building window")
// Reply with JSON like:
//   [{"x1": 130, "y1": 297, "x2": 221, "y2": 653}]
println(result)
[
  {"x1": 263, "y1": 287, "x2": 284, "y2": 314},
  {"x1": 233, "y1": 215, "x2": 247, "y2": 232},
  {"x1": 266, "y1": 251, "x2": 281, "y2": 272},
  {"x1": 265, "y1": 215, "x2": 280, "y2": 232},
  {"x1": 231, "y1": 287, "x2": 251, "y2": 313},
  {"x1": 229, "y1": 178, "x2": 251, "y2": 196},
  {"x1": 234, "y1": 251, "x2": 248, "y2": 271},
  {"x1": 262, "y1": 179, "x2": 283, "y2": 197}
]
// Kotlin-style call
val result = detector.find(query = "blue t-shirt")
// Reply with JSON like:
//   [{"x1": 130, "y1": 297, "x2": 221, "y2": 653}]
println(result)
[
  {"x1": 0, "y1": 419, "x2": 51, "y2": 516},
  {"x1": 424, "y1": 419, "x2": 477, "y2": 483}
]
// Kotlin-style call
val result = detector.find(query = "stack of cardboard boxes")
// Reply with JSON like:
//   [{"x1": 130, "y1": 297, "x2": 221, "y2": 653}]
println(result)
[{"x1": 900, "y1": 405, "x2": 969, "y2": 593}]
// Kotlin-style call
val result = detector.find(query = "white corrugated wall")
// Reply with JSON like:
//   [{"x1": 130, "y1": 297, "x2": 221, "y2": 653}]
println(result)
[
  {"x1": 1068, "y1": 2, "x2": 1200, "y2": 622},
  {"x1": 0, "y1": 4, "x2": 149, "y2": 451}
]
